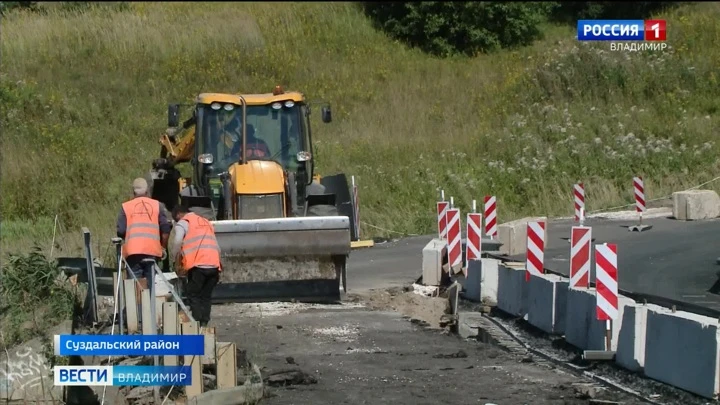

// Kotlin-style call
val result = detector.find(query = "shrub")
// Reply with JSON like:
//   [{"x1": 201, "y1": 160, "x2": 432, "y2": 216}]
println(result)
[
  {"x1": 0, "y1": 246, "x2": 78, "y2": 348},
  {"x1": 362, "y1": 2, "x2": 557, "y2": 57}
]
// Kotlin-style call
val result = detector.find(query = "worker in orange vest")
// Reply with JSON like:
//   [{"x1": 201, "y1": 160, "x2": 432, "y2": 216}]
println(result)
[
  {"x1": 116, "y1": 178, "x2": 172, "y2": 295},
  {"x1": 170, "y1": 205, "x2": 222, "y2": 327}
]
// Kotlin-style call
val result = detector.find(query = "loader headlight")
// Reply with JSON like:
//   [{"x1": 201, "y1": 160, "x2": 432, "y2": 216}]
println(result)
[
  {"x1": 211, "y1": 103, "x2": 222, "y2": 110},
  {"x1": 238, "y1": 194, "x2": 284, "y2": 220},
  {"x1": 284, "y1": 100, "x2": 295, "y2": 108},
  {"x1": 198, "y1": 154, "x2": 214, "y2": 164}
]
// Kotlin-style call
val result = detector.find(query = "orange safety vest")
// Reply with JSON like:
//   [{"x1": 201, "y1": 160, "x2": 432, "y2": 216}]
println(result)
[
  {"x1": 121, "y1": 197, "x2": 163, "y2": 258},
  {"x1": 180, "y1": 212, "x2": 222, "y2": 270}
]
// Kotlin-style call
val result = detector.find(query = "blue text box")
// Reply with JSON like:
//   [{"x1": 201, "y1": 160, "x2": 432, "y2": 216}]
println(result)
[
  {"x1": 55, "y1": 334, "x2": 205, "y2": 356},
  {"x1": 113, "y1": 366, "x2": 192, "y2": 386},
  {"x1": 577, "y1": 20, "x2": 644, "y2": 41}
]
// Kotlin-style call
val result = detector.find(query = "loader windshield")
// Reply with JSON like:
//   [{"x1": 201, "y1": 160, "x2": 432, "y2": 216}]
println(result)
[{"x1": 196, "y1": 102, "x2": 306, "y2": 174}]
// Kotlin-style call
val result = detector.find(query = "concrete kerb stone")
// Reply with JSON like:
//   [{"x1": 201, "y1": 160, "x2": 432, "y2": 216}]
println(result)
[
  {"x1": 526, "y1": 273, "x2": 569, "y2": 335},
  {"x1": 422, "y1": 238, "x2": 447, "y2": 286},
  {"x1": 615, "y1": 302, "x2": 664, "y2": 372},
  {"x1": 463, "y1": 258, "x2": 499, "y2": 305},
  {"x1": 643, "y1": 307, "x2": 720, "y2": 399},
  {"x1": 672, "y1": 189, "x2": 720, "y2": 220},
  {"x1": 497, "y1": 262, "x2": 528, "y2": 317},
  {"x1": 458, "y1": 311, "x2": 485, "y2": 339},
  {"x1": 497, "y1": 216, "x2": 548, "y2": 256},
  {"x1": 564, "y1": 287, "x2": 635, "y2": 351}
]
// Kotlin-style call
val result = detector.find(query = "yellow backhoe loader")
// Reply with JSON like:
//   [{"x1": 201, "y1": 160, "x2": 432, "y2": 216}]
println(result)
[{"x1": 148, "y1": 86, "x2": 355, "y2": 303}]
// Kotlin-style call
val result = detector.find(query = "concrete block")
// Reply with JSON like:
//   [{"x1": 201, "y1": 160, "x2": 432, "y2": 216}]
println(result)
[
  {"x1": 458, "y1": 312, "x2": 484, "y2": 339},
  {"x1": 497, "y1": 216, "x2": 548, "y2": 256},
  {"x1": 422, "y1": 238, "x2": 447, "y2": 286},
  {"x1": 588, "y1": 295, "x2": 635, "y2": 352},
  {"x1": 615, "y1": 303, "x2": 663, "y2": 372},
  {"x1": 497, "y1": 263, "x2": 527, "y2": 317},
  {"x1": 564, "y1": 287, "x2": 635, "y2": 351},
  {"x1": 464, "y1": 259, "x2": 499, "y2": 304},
  {"x1": 672, "y1": 189, "x2": 720, "y2": 220},
  {"x1": 527, "y1": 273, "x2": 569, "y2": 335},
  {"x1": 644, "y1": 307, "x2": 720, "y2": 399}
]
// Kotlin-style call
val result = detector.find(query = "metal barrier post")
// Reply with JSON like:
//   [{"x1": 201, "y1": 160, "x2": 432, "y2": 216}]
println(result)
[
  {"x1": 82, "y1": 227, "x2": 99, "y2": 325},
  {"x1": 112, "y1": 238, "x2": 125, "y2": 334}
]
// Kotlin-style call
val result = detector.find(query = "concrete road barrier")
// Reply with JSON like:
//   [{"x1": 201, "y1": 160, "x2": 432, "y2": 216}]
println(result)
[
  {"x1": 497, "y1": 263, "x2": 528, "y2": 316},
  {"x1": 615, "y1": 303, "x2": 664, "y2": 372},
  {"x1": 422, "y1": 238, "x2": 447, "y2": 286},
  {"x1": 464, "y1": 259, "x2": 499, "y2": 305},
  {"x1": 497, "y1": 216, "x2": 548, "y2": 256},
  {"x1": 643, "y1": 307, "x2": 720, "y2": 399},
  {"x1": 526, "y1": 273, "x2": 569, "y2": 335},
  {"x1": 672, "y1": 189, "x2": 720, "y2": 220},
  {"x1": 564, "y1": 287, "x2": 635, "y2": 351}
]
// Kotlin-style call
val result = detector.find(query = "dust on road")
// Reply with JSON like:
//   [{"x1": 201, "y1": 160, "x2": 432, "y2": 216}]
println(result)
[{"x1": 210, "y1": 289, "x2": 645, "y2": 405}]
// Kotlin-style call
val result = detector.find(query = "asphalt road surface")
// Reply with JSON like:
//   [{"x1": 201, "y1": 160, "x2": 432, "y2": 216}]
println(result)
[
  {"x1": 347, "y1": 213, "x2": 720, "y2": 311},
  {"x1": 508, "y1": 215, "x2": 720, "y2": 311}
]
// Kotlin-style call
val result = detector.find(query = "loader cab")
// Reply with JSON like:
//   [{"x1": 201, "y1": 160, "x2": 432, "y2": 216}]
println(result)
[{"x1": 169, "y1": 89, "x2": 332, "y2": 220}]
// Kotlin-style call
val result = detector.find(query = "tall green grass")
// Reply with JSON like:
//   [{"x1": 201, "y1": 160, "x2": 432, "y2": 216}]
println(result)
[{"x1": 1, "y1": 2, "x2": 719, "y2": 253}]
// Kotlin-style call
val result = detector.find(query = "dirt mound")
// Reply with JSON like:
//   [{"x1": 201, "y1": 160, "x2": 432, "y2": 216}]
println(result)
[{"x1": 348, "y1": 287, "x2": 449, "y2": 329}]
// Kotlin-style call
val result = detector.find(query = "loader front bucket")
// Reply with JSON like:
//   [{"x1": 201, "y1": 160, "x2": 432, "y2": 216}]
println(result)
[{"x1": 209, "y1": 216, "x2": 351, "y2": 304}]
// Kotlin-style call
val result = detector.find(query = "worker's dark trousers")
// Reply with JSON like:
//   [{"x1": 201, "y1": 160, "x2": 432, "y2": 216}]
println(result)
[{"x1": 185, "y1": 267, "x2": 219, "y2": 327}]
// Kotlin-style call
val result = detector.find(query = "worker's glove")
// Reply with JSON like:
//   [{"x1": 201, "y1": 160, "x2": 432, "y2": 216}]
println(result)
[{"x1": 161, "y1": 248, "x2": 168, "y2": 261}]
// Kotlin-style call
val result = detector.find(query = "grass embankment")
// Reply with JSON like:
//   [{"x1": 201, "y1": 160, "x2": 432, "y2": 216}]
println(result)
[{"x1": 1, "y1": 2, "x2": 719, "y2": 254}]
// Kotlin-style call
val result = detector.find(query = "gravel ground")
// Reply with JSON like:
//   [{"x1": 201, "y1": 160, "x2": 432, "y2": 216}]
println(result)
[
  {"x1": 209, "y1": 289, "x2": 653, "y2": 404},
  {"x1": 458, "y1": 300, "x2": 715, "y2": 405}
]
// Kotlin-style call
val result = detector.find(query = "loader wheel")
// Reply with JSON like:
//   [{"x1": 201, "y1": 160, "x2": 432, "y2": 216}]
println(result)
[{"x1": 307, "y1": 204, "x2": 338, "y2": 217}]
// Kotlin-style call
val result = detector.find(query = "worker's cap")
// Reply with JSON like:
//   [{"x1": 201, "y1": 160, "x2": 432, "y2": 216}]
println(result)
[{"x1": 132, "y1": 177, "x2": 148, "y2": 195}]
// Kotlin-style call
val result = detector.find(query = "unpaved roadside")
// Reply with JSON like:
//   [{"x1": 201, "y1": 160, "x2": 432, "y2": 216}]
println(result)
[{"x1": 211, "y1": 289, "x2": 645, "y2": 405}]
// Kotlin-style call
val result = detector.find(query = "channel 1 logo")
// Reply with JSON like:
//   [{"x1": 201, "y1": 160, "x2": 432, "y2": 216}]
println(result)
[
  {"x1": 577, "y1": 19, "x2": 667, "y2": 41},
  {"x1": 644, "y1": 20, "x2": 666, "y2": 41}
]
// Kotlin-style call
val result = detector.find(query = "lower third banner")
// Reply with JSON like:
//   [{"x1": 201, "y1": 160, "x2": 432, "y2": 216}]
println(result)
[{"x1": 54, "y1": 365, "x2": 193, "y2": 386}]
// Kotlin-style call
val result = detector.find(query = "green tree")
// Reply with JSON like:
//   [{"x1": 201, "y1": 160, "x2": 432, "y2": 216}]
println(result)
[{"x1": 362, "y1": 2, "x2": 558, "y2": 57}]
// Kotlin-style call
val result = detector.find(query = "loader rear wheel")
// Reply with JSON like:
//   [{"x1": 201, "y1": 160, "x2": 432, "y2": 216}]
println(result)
[{"x1": 307, "y1": 204, "x2": 339, "y2": 217}]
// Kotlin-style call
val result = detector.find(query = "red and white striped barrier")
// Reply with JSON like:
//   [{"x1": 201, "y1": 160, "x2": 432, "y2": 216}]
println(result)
[
  {"x1": 351, "y1": 176, "x2": 360, "y2": 240},
  {"x1": 484, "y1": 195, "x2": 497, "y2": 238},
  {"x1": 446, "y1": 204, "x2": 462, "y2": 271},
  {"x1": 525, "y1": 220, "x2": 545, "y2": 281},
  {"x1": 633, "y1": 176, "x2": 646, "y2": 213},
  {"x1": 437, "y1": 190, "x2": 449, "y2": 241},
  {"x1": 595, "y1": 243, "x2": 619, "y2": 321},
  {"x1": 569, "y1": 226, "x2": 592, "y2": 288},
  {"x1": 574, "y1": 183, "x2": 585, "y2": 222},
  {"x1": 466, "y1": 200, "x2": 482, "y2": 265}
]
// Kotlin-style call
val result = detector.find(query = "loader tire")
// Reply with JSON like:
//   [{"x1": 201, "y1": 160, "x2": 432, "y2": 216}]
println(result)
[{"x1": 307, "y1": 204, "x2": 338, "y2": 217}]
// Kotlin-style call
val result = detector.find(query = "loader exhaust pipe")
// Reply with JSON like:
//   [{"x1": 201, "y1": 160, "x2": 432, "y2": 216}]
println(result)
[{"x1": 238, "y1": 95, "x2": 247, "y2": 165}]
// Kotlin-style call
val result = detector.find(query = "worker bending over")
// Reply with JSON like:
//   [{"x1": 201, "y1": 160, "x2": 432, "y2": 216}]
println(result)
[
  {"x1": 170, "y1": 205, "x2": 222, "y2": 327},
  {"x1": 116, "y1": 178, "x2": 172, "y2": 322},
  {"x1": 117, "y1": 178, "x2": 172, "y2": 285}
]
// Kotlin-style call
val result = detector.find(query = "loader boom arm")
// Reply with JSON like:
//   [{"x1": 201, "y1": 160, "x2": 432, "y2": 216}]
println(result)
[{"x1": 159, "y1": 114, "x2": 197, "y2": 166}]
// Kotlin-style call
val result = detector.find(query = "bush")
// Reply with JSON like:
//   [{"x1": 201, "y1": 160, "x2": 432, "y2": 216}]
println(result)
[
  {"x1": 0, "y1": 246, "x2": 78, "y2": 348},
  {"x1": 0, "y1": 1, "x2": 38, "y2": 15},
  {"x1": 362, "y1": 2, "x2": 557, "y2": 57}
]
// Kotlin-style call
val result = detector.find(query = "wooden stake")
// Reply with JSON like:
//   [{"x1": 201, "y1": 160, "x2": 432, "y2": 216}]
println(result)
[{"x1": 182, "y1": 321, "x2": 203, "y2": 398}]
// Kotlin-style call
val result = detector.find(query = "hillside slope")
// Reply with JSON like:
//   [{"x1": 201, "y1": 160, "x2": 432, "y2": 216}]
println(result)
[{"x1": 1, "y1": 2, "x2": 718, "y2": 253}]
